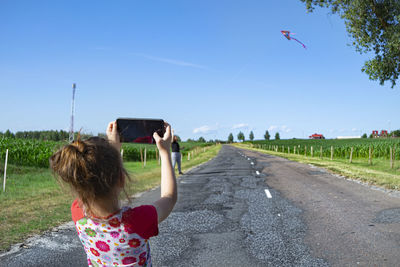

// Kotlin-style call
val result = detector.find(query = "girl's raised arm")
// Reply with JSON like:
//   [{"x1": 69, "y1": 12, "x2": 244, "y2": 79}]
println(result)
[{"x1": 152, "y1": 123, "x2": 177, "y2": 223}]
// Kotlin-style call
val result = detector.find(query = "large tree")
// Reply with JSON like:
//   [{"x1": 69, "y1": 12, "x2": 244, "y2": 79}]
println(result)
[
  {"x1": 228, "y1": 133, "x2": 234, "y2": 143},
  {"x1": 301, "y1": 0, "x2": 400, "y2": 88},
  {"x1": 264, "y1": 130, "x2": 271, "y2": 140},
  {"x1": 249, "y1": 131, "x2": 255, "y2": 141},
  {"x1": 237, "y1": 131, "x2": 245, "y2": 142}
]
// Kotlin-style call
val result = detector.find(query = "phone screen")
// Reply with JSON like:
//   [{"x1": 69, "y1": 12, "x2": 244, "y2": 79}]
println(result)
[{"x1": 116, "y1": 118, "x2": 164, "y2": 143}]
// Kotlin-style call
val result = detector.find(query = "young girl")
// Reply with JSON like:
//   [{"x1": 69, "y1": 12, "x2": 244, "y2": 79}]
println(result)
[{"x1": 50, "y1": 121, "x2": 177, "y2": 267}]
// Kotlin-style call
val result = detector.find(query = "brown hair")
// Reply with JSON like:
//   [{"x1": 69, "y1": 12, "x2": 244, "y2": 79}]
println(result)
[{"x1": 50, "y1": 137, "x2": 129, "y2": 215}]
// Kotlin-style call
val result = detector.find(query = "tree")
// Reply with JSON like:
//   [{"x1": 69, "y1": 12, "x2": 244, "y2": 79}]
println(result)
[
  {"x1": 237, "y1": 131, "x2": 245, "y2": 142},
  {"x1": 362, "y1": 133, "x2": 368, "y2": 138},
  {"x1": 198, "y1": 136, "x2": 206, "y2": 143},
  {"x1": 228, "y1": 133, "x2": 234, "y2": 143},
  {"x1": 391, "y1": 129, "x2": 400, "y2": 137},
  {"x1": 249, "y1": 131, "x2": 254, "y2": 141},
  {"x1": 300, "y1": 0, "x2": 400, "y2": 88},
  {"x1": 264, "y1": 130, "x2": 270, "y2": 140},
  {"x1": 275, "y1": 132, "x2": 280, "y2": 140}
]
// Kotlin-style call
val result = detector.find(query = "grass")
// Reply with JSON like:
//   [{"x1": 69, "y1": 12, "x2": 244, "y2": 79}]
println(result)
[
  {"x1": 0, "y1": 144, "x2": 221, "y2": 252},
  {"x1": 235, "y1": 143, "x2": 400, "y2": 190},
  {"x1": 124, "y1": 144, "x2": 221, "y2": 195}
]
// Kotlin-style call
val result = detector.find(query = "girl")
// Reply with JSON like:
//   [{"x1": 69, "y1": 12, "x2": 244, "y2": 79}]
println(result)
[{"x1": 50, "y1": 121, "x2": 177, "y2": 266}]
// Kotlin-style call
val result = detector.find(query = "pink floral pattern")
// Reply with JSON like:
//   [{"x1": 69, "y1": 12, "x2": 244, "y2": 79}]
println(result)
[
  {"x1": 122, "y1": 256, "x2": 137, "y2": 265},
  {"x1": 128, "y1": 238, "x2": 141, "y2": 248},
  {"x1": 74, "y1": 206, "x2": 156, "y2": 266},
  {"x1": 109, "y1": 217, "x2": 120, "y2": 228},
  {"x1": 110, "y1": 231, "x2": 120, "y2": 238},
  {"x1": 90, "y1": 248, "x2": 100, "y2": 257},
  {"x1": 95, "y1": 241, "x2": 110, "y2": 252}
]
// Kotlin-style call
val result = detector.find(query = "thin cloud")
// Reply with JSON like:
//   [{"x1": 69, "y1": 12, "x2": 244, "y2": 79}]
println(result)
[
  {"x1": 193, "y1": 125, "x2": 212, "y2": 134},
  {"x1": 232, "y1": 123, "x2": 249, "y2": 130},
  {"x1": 133, "y1": 53, "x2": 207, "y2": 69},
  {"x1": 268, "y1": 125, "x2": 278, "y2": 132}
]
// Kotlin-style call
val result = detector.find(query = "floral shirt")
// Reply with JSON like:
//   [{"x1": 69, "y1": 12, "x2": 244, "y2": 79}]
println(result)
[{"x1": 71, "y1": 199, "x2": 159, "y2": 267}]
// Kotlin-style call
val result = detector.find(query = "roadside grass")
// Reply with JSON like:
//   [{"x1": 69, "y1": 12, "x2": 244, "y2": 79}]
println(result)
[
  {"x1": 235, "y1": 144, "x2": 400, "y2": 190},
  {"x1": 124, "y1": 144, "x2": 221, "y2": 196},
  {"x1": 0, "y1": 144, "x2": 221, "y2": 252}
]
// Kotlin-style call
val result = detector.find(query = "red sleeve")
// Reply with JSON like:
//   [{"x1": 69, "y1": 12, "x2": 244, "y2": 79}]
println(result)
[
  {"x1": 71, "y1": 198, "x2": 85, "y2": 223},
  {"x1": 122, "y1": 205, "x2": 159, "y2": 239}
]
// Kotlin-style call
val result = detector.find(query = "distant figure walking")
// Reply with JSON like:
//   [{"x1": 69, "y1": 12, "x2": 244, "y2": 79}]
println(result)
[{"x1": 171, "y1": 131, "x2": 183, "y2": 175}]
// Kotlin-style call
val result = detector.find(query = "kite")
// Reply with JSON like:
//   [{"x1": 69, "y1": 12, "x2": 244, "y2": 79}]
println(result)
[{"x1": 281, "y1": 30, "x2": 306, "y2": 49}]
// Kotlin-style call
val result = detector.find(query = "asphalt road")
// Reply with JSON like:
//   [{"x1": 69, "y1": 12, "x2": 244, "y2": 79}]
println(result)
[{"x1": 1, "y1": 145, "x2": 399, "y2": 266}]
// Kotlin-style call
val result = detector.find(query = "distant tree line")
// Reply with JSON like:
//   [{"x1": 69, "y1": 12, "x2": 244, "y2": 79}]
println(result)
[
  {"x1": 0, "y1": 129, "x2": 94, "y2": 141},
  {"x1": 186, "y1": 136, "x2": 225, "y2": 143},
  {"x1": 228, "y1": 129, "x2": 280, "y2": 143},
  {"x1": 228, "y1": 128, "x2": 400, "y2": 142}
]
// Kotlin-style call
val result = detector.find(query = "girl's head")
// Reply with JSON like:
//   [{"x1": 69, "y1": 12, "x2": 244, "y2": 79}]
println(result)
[
  {"x1": 50, "y1": 137, "x2": 129, "y2": 213},
  {"x1": 173, "y1": 135, "x2": 178, "y2": 142}
]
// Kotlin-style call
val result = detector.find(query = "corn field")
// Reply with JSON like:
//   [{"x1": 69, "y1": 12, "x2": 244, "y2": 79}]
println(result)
[
  {"x1": 0, "y1": 138, "x2": 211, "y2": 168},
  {"x1": 248, "y1": 138, "x2": 400, "y2": 162},
  {"x1": 0, "y1": 138, "x2": 61, "y2": 168}
]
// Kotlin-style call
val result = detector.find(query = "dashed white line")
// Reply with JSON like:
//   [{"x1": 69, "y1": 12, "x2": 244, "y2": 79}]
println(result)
[
  {"x1": 264, "y1": 189, "x2": 272, "y2": 198},
  {"x1": 250, "y1": 162, "x2": 254, "y2": 165},
  {"x1": 256, "y1": 171, "x2": 260, "y2": 175}
]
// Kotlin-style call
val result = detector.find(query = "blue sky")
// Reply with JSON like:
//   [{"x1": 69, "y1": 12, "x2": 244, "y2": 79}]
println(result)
[{"x1": 1, "y1": 0, "x2": 398, "y2": 141}]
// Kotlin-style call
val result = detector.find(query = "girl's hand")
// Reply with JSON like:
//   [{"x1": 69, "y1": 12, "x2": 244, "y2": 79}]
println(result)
[
  {"x1": 153, "y1": 122, "x2": 177, "y2": 223},
  {"x1": 106, "y1": 121, "x2": 121, "y2": 151},
  {"x1": 153, "y1": 122, "x2": 172, "y2": 154}
]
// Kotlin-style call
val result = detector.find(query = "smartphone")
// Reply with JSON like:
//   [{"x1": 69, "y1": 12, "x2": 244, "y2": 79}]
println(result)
[{"x1": 116, "y1": 118, "x2": 164, "y2": 144}]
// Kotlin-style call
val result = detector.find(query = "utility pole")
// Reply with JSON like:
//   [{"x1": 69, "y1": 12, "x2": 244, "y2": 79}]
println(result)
[{"x1": 69, "y1": 83, "x2": 76, "y2": 143}]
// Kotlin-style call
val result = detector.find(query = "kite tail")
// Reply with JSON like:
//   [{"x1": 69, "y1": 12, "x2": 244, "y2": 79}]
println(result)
[{"x1": 291, "y1": 37, "x2": 307, "y2": 49}]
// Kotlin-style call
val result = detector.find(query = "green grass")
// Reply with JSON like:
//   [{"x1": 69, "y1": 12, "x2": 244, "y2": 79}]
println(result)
[
  {"x1": 235, "y1": 143, "x2": 400, "y2": 190},
  {"x1": 0, "y1": 144, "x2": 221, "y2": 252}
]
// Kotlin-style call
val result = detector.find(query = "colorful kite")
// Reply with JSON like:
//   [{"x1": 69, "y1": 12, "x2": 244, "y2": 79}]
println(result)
[{"x1": 281, "y1": 30, "x2": 306, "y2": 49}]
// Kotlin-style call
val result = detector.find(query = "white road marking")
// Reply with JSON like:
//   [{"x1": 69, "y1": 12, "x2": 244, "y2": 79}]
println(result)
[
  {"x1": 264, "y1": 189, "x2": 272, "y2": 198},
  {"x1": 256, "y1": 171, "x2": 260, "y2": 175},
  {"x1": 251, "y1": 162, "x2": 254, "y2": 165},
  {"x1": 247, "y1": 158, "x2": 250, "y2": 160}
]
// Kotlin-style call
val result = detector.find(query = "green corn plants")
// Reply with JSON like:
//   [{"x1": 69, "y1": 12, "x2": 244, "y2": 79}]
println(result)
[{"x1": 249, "y1": 138, "x2": 400, "y2": 161}]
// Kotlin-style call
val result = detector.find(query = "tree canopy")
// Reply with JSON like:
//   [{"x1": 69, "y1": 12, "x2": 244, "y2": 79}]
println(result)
[
  {"x1": 228, "y1": 133, "x2": 234, "y2": 143},
  {"x1": 301, "y1": 0, "x2": 400, "y2": 88},
  {"x1": 237, "y1": 131, "x2": 245, "y2": 142},
  {"x1": 264, "y1": 130, "x2": 270, "y2": 140},
  {"x1": 249, "y1": 131, "x2": 255, "y2": 141}
]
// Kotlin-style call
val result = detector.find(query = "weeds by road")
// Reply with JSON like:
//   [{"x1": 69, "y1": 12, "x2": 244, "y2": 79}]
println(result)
[{"x1": 235, "y1": 144, "x2": 400, "y2": 190}]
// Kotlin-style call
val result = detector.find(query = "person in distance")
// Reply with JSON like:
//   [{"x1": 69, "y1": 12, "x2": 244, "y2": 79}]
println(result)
[{"x1": 171, "y1": 130, "x2": 184, "y2": 175}]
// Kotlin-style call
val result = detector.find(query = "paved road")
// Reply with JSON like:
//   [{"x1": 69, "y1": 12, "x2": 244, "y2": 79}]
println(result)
[{"x1": 1, "y1": 145, "x2": 399, "y2": 266}]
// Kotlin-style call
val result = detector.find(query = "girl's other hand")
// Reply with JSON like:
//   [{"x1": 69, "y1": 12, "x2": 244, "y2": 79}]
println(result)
[
  {"x1": 107, "y1": 121, "x2": 121, "y2": 151},
  {"x1": 153, "y1": 122, "x2": 172, "y2": 154}
]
